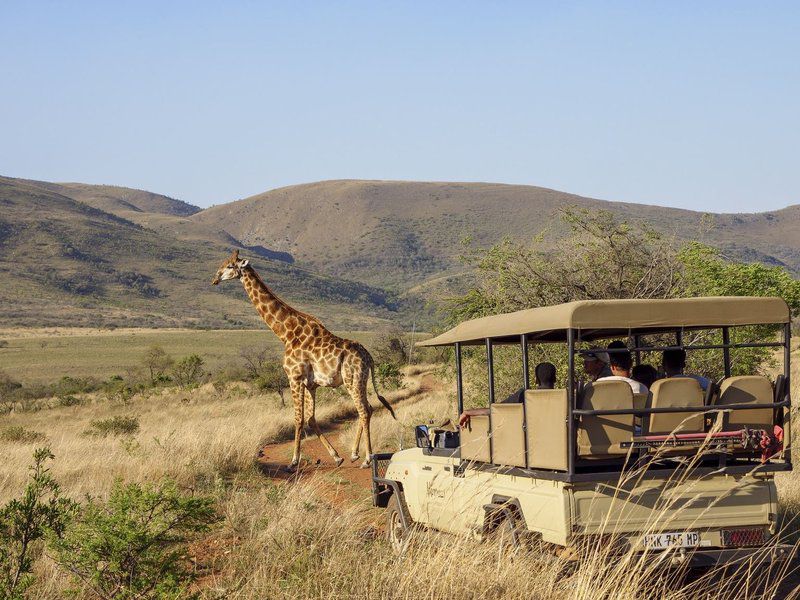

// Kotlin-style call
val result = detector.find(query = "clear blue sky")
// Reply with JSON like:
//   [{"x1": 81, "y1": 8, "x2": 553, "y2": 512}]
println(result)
[{"x1": 2, "y1": 2, "x2": 798, "y2": 212}]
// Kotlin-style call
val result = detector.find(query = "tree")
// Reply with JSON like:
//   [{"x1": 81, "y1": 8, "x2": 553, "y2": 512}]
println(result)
[
  {"x1": 141, "y1": 346, "x2": 174, "y2": 385},
  {"x1": 256, "y1": 362, "x2": 289, "y2": 408},
  {"x1": 171, "y1": 355, "x2": 204, "y2": 388},
  {"x1": 445, "y1": 208, "x2": 800, "y2": 403}
]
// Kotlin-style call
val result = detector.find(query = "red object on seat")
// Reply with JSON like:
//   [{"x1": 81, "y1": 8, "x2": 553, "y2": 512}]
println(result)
[{"x1": 756, "y1": 425, "x2": 783, "y2": 464}]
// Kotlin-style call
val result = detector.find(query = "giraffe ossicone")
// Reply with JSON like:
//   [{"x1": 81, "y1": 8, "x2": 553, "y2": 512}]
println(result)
[{"x1": 212, "y1": 249, "x2": 396, "y2": 469}]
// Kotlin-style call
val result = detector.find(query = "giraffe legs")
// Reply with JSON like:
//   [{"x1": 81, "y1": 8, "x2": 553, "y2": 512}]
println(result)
[
  {"x1": 289, "y1": 380, "x2": 305, "y2": 469},
  {"x1": 305, "y1": 385, "x2": 344, "y2": 467},
  {"x1": 345, "y1": 365, "x2": 374, "y2": 468},
  {"x1": 350, "y1": 423, "x2": 363, "y2": 463}
]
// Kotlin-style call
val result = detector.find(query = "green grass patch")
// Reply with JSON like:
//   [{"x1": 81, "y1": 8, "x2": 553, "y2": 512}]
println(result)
[
  {"x1": 84, "y1": 416, "x2": 140, "y2": 437},
  {"x1": 0, "y1": 426, "x2": 46, "y2": 443}
]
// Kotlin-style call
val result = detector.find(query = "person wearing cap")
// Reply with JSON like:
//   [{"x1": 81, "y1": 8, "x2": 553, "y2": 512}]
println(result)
[
  {"x1": 583, "y1": 349, "x2": 612, "y2": 381},
  {"x1": 598, "y1": 340, "x2": 648, "y2": 394},
  {"x1": 458, "y1": 362, "x2": 556, "y2": 428},
  {"x1": 662, "y1": 348, "x2": 710, "y2": 391}
]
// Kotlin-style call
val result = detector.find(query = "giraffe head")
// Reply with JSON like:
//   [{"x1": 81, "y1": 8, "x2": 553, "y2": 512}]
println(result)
[{"x1": 211, "y1": 249, "x2": 249, "y2": 285}]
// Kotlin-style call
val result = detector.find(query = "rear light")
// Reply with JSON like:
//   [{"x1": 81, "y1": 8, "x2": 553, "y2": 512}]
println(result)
[{"x1": 721, "y1": 527, "x2": 769, "y2": 547}]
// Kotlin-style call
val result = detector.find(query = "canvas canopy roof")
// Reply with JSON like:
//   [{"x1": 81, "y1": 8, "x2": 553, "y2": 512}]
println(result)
[{"x1": 417, "y1": 296, "x2": 791, "y2": 346}]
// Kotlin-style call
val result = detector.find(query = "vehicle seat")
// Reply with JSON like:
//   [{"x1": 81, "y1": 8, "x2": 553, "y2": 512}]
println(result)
[
  {"x1": 525, "y1": 389, "x2": 568, "y2": 470},
  {"x1": 460, "y1": 414, "x2": 490, "y2": 463},
  {"x1": 491, "y1": 403, "x2": 526, "y2": 468},
  {"x1": 645, "y1": 378, "x2": 704, "y2": 435},
  {"x1": 577, "y1": 380, "x2": 634, "y2": 458},
  {"x1": 716, "y1": 376, "x2": 774, "y2": 430}
]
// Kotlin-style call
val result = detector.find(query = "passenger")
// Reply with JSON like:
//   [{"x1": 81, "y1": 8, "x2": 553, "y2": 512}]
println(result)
[
  {"x1": 458, "y1": 362, "x2": 556, "y2": 428},
  {"x1": 632, "y1": 364, "x2": 658, "y2": 389},
  {"x1": 597, "y1": 340, "x2": 648, "y2": 394},
  {"x1": 583, "y1": 349, "x2": 612, "y2": 381},
  {"x1": 534, "y1": 361, "x2": 556, "y2": 390},
  {"x1": 662, "y1": 349, "x2": 711, "y2": 391}
]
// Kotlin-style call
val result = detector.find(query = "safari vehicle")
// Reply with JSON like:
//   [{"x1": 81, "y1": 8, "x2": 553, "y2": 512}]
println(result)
[{"x1": 371, "y1": 297, "x2": 793, "y2": 567}]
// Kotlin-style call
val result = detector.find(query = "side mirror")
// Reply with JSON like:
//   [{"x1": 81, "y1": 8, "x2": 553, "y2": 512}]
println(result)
[{"x1": 415, "y1": 425, "x2": 431, "y2": 449}]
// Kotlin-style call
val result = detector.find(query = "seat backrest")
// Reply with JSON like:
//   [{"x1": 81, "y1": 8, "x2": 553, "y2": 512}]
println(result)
[
  {"x1": 460, "y1": 415, "x2": 490, "y2": 463},
  {"x1": 717, "y1": 376, "x2": 774, "y2": 430},
  {"x1": 646, "y1": 378, "x2": 704, "y2": 435},
  {"x1": 491, "y1": 403, "x2": 526, "y2": 468},
  {"x1": 577, "y1": 380, "x2": 634, "y2": 458},
  {"x1": 525, "y1": 389, "x2": 568, "y2": 470}
]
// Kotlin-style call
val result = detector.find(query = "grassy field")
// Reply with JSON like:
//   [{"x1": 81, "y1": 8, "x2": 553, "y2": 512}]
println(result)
[
  {"x1": 0, "y1": 327, "x2": 376, "y2": 385},
  {"x1": 0, "y1": 334, "x2": 798, "y2": 598}
]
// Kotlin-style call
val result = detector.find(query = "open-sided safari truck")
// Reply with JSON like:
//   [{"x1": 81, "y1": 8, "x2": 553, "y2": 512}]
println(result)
[{"x1": 371, "y1": 297, "x2": 793, "y2": 567}]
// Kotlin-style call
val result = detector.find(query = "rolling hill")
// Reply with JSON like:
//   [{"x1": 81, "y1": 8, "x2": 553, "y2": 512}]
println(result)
[
  {"x1": 1, "y1": 175, "x2": 798, "y2": 330},
  {"x1": 193, "y1": 180, "x2": 800, "y2": 289},
  {"x1": 0, "y1": 177, "x2": 405, "y2": 330}
]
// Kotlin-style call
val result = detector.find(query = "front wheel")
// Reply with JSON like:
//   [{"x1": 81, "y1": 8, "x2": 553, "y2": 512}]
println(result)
[{"x1": 386, "y1": 494, "x2": 413, "y2": 553}]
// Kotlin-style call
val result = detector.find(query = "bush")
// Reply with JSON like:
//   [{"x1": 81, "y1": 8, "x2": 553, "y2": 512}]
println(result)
[
  {"x1": 57, "y1": 395, "x2": 84, "y2": 407},
  {"x1": 255, "y1": 362, "x2": 288, "y2": 407},
  {"x1": 54, "y1": 375, "x2": 101, "y2": 397},
  {"x1": 84, "y1": 416, "x2": 140, "y2": 438},
  {"x1": 0, "y1": 427, "x2": 46, "y2": 444},
  {"x1": 142, "y1": 345, "x2": 174, "y2": 386},
  {"x1": 0, "y1": 371, "x2": 22, "y2": 402},
  {"x1": 50, "y1": 479, "x2": 217, "y2": 600},
  {"x1": 0, "y1": 448, "x2": 75, "y2": 599},
  {"x1": 171, "y1": 355, "x2": 204, "y2": 388},
  {"x1": 0, "y1": 340, "x2": 8, "y2": 348},
  {"x1": 375, "y1": 362, "x2": 403, "y2": 390}
]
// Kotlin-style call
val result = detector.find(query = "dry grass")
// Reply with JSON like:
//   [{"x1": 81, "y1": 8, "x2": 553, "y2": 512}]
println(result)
[{"x1": 4, "y1": 357, "x2": 800, "y2": 598}]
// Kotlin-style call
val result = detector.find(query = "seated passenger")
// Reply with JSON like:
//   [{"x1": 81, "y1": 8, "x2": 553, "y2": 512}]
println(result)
[
  {"x1": 583, "y1": 349, "x2": 612, "y2": 381},
  {"x1": 597, "y1": 340, "x2": 648, "y2": 394},
  {"x1": 458, "y1": 361, "x2": 556, "y2": 428},
  {"x1": 632, "y1": 364, "x2": 658, "y2": 389},
  {"x1": 662, "y1": 348, "x2": 710, "y2": 391}
]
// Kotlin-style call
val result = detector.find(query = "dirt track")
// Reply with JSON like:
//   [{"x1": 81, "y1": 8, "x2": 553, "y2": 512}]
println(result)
[{"x1": 255, "y1": 371, "x2": 439, "y2": 506}]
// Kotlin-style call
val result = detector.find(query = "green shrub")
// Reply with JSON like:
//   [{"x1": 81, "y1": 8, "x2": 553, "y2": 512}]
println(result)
[
  {"x1": 0, "y1": 427, "x2": 46, "y2": 444},
  {"x1": 54, "y1": 376, "x2": 101, "y2": 397},
  {"x1": 0, "y1": 371, "x2": 22, "y2": 402},
  {"x1": 171, "y1": 355, "x2": 204, "y2": 388},
  {"x1": 0, "y1": 448, "x2": 75, "y2": 599},
  {"x1": 0, "y1": 340, "x2": 8, "y2": 349},
  {"x1": 375, "y1": 362, "x2": 403, "y2": 390},
  {"x1": 84, "y1": 416, "x2": 140, "y2": 438},
  {"x1": 50, "y1": 479, "x2": 217, "y2": 600},
  {"x1": 57, "y1": 395, "x2": 83, "y2": 407}
]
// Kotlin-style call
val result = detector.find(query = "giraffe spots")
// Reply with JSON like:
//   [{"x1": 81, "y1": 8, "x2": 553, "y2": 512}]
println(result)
[
  {"x1": 285, "y1": 316, "x2": 298, "y2": 330},
  {"x1": 285, "y1": 330, "x2": 295, "y2": 342}
]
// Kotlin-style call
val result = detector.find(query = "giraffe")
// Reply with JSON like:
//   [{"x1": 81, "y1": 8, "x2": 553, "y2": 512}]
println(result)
[{"x1": 212, "y1": 249, "x2": 396, "y2": 469}]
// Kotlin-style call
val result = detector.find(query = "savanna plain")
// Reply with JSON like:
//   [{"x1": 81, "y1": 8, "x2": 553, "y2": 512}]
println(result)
[{"x1": 1, "y1": 329, "x2": 799, "y2": 599}]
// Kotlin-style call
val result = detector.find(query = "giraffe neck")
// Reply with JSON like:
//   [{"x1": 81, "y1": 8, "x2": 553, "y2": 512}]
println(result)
[{"x1": 240, "y1": 267, "x2": 301, "y2": 343}]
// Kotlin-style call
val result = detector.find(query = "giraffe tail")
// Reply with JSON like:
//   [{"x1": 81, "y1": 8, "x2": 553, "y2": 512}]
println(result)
[{"x1": 370, "y1": 363, "x2": 396, "y2": 420}]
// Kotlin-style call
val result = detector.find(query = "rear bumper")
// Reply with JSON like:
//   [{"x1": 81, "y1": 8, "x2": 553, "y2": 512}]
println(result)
[{"x1": 653, "y1": 544, "x2": 794, "y2": 568}]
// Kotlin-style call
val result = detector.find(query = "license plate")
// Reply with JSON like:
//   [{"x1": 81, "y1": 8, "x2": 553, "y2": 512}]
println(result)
[{"x1": 643, "y1": 531, "x2": 700, "y2": 550}]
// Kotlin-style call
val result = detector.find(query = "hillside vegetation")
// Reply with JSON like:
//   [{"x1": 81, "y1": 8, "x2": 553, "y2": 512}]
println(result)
[
  {"x1": 2, "y1": 175, "x2": 799, "y2": 330},
  {"x1": 0, "y1": 177, "x2": 405, "y2": 330},
  {"x1": 194, "y1": 179, "x2": 800, "y2": 289}
]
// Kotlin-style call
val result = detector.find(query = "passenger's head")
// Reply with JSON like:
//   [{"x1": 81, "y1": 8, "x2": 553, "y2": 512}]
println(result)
[
  {"x1": 662, "y1": 348, "x2": 687, "y2": 377},
  {"x1": 583, "y1": 350, "x2": 609, "y2": 378},
  {"x1": 534, "y1": 362, "x2": 556, "y2": 389},
  {"x1": 607, "y1": 340, "x2": 632, "y2": 376},
  {"x1": 632, "y1": 364, "x2": 658, "y2": 389}
]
